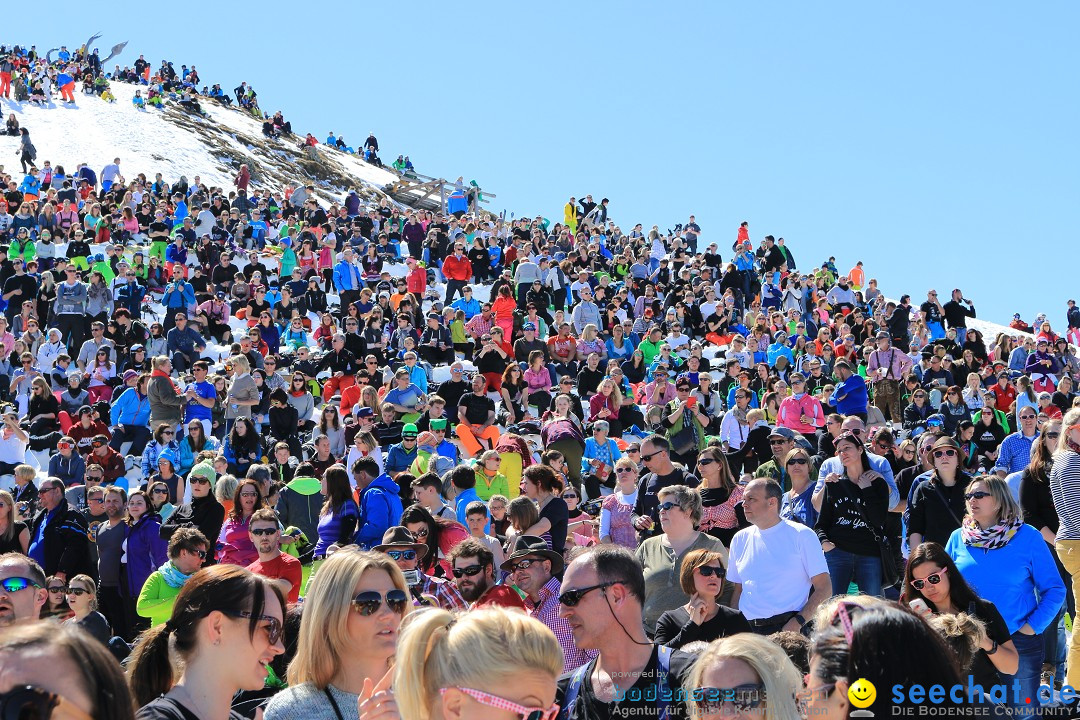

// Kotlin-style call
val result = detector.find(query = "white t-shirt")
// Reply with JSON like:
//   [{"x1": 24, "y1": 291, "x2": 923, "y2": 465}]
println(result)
[{"x1": 726, "y1": 519, "x2": 828, "y2": 620}]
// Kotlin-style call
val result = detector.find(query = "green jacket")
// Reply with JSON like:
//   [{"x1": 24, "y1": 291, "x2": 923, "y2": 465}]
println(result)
[{"x1": 136, "y1": 571, "x2": 181, "y2": 628}]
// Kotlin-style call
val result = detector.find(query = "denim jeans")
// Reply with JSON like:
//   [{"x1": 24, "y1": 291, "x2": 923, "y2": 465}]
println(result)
[
  {"x1": 1002, "y1": 630, "x2": 1044, "y2": 717},
  {"x1": 824, "y1": 547, "x2": 883, "y2": 597}
]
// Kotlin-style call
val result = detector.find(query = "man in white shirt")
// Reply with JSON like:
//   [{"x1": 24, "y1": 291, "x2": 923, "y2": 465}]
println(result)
[{"x1": 727, "y1": 478, "x2": 831, "y2": 635}]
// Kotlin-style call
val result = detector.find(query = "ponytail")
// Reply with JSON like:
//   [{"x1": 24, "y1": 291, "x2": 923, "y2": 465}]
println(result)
[
  {"x1": 127, "y1": 623, "x2": 173, "y2": 707},
  {"x1": 394, "y1": 608, "x2": 455, "y2": 720}
]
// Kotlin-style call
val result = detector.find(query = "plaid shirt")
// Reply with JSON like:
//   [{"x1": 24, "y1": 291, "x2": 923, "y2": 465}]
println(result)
[
  {"x1": 524, "y1": 576, "x2": 595, "y2": 672},
  {"x1": 417, "y1": 572, "x2": 468, "y2": 612},
  {"x1": 465, "y1": 313, "x2": 496, "y2": 340}
]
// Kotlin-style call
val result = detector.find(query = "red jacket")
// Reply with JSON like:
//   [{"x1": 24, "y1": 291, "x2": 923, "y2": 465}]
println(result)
[
  {"x1": 442, "y1": 254, "x2": 472, "y2": 282},
  {"x1": 406, "y1": 266, "x2": 427, "y2": 295}
]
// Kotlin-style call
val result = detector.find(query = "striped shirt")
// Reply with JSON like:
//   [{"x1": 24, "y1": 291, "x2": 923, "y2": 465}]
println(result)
[
  {"x1": 1050, "y1": 451, "x2": 1080, "y2": 541},
  {"x1": 994, "y1": 431, "x2": 1039, "y2": 476}
]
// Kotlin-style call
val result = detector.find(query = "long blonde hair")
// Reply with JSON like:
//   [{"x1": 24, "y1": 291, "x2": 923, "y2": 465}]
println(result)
[
  {"x1": 394, "y1": 607, "x2": 564, "y2": 720},
  {"x1": 684, "y1": 634, "x2": 802, "y2": 720},
  {"x1": 287, "y1": 548, "x2": 410, "y2": 689},
  {"x1": 0, "y1": 489, "x2": 16, "y2": 542}
]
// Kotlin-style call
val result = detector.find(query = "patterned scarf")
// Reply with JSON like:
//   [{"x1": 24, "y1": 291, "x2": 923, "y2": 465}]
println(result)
[{"x1": 960, "y1": 514, "x2": 1022, "y2": 550}]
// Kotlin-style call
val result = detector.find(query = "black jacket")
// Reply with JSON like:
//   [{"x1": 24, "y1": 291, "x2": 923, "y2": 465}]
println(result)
[
  {"x1": 30, "y1": 498, "x2": 92, "y2": 579},
  {"x1": 160, "y1": 494, "x2": 226, "y2": 564}
]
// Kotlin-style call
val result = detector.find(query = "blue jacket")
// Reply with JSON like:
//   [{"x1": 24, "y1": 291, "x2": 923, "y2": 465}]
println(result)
[
  {"x1": 451, "y1": 296, "x2": 481, "y2": 320},
  {"x1": 333, "y1": 260, "x2": 362, "y2": 292},
  {"x1": 114, "y1": 281, "x2": 147, "y2": 316},
  {"x1": 766, "y1": 342, "x2": 794, "y2": 367},
  {"x1": 49, "y1": 453, "x2": 85, "y2": 487},
  {"x1": 946, "y1": 524, "x2": 1065, "y2": 635},
  {"x1": 355, "y1": 473, "x2": 404, "y2": 549},
  {"x1": 162, "y1": 281, "x2": 195, "y2": 309},
  {"x1": 385, "y1": 443, "x2": 418, "y2": 475},
  {"x1": 111, "y1": 388, "x2": 152, "y2": 426},
  {"x1": 455, "y1": 486, "x2": 489, "y2": 533},
  {"x1": 18, "y1": 175, "x2": 41, "y2": 196},
  {"x1": 834, "y1": 374, "x2": 868, "y2": 415}
]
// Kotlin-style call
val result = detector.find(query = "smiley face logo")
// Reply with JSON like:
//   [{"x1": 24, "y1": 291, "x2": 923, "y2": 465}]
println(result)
[{"x1": 848, "y1": 678, "x2": 877, "y2": 709}]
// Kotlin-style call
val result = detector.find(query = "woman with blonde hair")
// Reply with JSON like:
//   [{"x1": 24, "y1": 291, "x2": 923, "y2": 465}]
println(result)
[
  {"x1": 684, "y1": 633, "x2": 803, "y2": 720},
  {"x1": 264, "y1": 548, "x2": 410, "y2": 719},
  {"x1": 392, "y1": 606, "x2": 563, "y2": 720},
  {"x1": 0, "y1": 487, "x2": 30, "y2": 553}
]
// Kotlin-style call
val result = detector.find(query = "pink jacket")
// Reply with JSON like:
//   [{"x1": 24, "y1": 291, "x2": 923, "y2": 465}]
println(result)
[{"x1": 776, "y1": 394, "x2": 825, "y2": 435}]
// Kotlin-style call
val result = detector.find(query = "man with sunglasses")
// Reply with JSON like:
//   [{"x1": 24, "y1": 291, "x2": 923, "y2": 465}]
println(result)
[
  {"x1": 556, "y1": 545, "x2": 695, "y2": 719},
  {"x1": 995, "y1": 406, "x2": 1041, "y2": 479},
  {"x1": 0, "y1": 553, "x2": 48, "y2": 626},
  {"x1": 246, "y1": 508, "x2": 301, "y2": 604},
  {"x1": 632, "y1": 435, "x2": 700, "y2": 541},
  {"x1": 502, "y1": 534, "x2": 593, "y2": 672},
  {"x1": 447, "y1": 537, "x2": 525, "y2": 610},
  {"x1": 27, "y1": 477, "x2": 91, "y2": 584},
  {"x1": 375, "y1": 526, "x2": 465, "y2": 611},
  {"x1": 135, "y1": 526, "x2": 209, "y2": 628}
]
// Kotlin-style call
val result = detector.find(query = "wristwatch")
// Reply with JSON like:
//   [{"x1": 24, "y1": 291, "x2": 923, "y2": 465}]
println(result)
[
  {"x1": 794, "y1": 614, "x2": 807, "y2": 628},
  {"x1": 986, "y1": 640, "x2": 999, "y2": 655}
]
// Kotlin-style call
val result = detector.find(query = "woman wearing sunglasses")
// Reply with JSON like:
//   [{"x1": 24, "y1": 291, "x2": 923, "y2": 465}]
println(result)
[
  {"x1": 265, "y1": 548, "x2": 410, "y2": 720},
  {"x1": 635, "y1": 485, "x2": 728, "y2": 635},
  {"x1": 654, "y1": 548, "x2": 750, "y2": 650},
  {"x1": 161, "y1": 464, "x2": 225, "y2": 567},
  {"x1": 129, "y1": 564, "x2": 285, "y2": 718},
  {"x1": 0, "y1": 621, "x2": 135, "y2": 720},
  {"x1": 599, "y1": 457, "x2": 640, "y2": 549},
  {"x1": 683, "y1": 633, "x2": 801, "y2": 720},
  {"x1": 42, "y1": 574, "x2": 75, "y2": 621},
  {"x1": 945, "y1": 475, "x2": 1065, "y2": 715},
  {"x1": 907, "y1": 436, "x2": 972, "y2": 549},
  {"x1": 903, "y1": 542, "x2": 1018, "y2": 693},
  {"x1": 696, "y1": 446, "x2": 747, "y2": 546},
  {"x1": 62, "y1": 574, "x2": 112, "y2": 647},
  {"x1": 393, "y1": 606, "x2": 562, "y2": 720}
]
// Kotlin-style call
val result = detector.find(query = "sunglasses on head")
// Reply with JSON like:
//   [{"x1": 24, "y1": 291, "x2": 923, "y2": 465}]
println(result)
[
  {"x1": 911, "y1": 567, "x2": 948, "y2": 591},
  {"x1": 352, "y1": 589, "x2": 408, "y2": 616},
  {"x1": 453, "y1": 564, "x2": 485, "y2": 578}
]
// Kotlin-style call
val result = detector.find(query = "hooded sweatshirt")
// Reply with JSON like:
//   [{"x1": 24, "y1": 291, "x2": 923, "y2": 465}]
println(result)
[
  {"x1": 355, "y1": 473, "x2": 404, "y2": 549},
  {"x1": 275, "y1": 476, "x2": 323, "y2": 544}
]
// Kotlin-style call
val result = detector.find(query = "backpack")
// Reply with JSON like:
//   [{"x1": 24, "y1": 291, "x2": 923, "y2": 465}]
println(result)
[{"x1": 559, "y1": 645, "x2": 673, "y2": 720}]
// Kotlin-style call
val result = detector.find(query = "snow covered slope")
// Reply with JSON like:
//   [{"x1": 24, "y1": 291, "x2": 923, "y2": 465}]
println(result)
[{"x1": 1, "y1": 81, "x2": 399, "y2": 204}]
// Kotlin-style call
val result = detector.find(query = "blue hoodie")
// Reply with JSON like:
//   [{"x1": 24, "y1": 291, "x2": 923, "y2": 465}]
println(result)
[{"x1": 355, "y1": 474, "x2": 404, "y2": 550}]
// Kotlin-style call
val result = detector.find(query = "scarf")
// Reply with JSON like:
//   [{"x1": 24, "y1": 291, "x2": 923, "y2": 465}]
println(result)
[
  {"x1": 158, "y1": 560, "x2": 193, "y2": 589},
  {"x1": 151, "y1": 368, "x2": 181, "y2": 395},
  {"x1": 960, "y1": 514, "x2": 1022, "y2": 550}
]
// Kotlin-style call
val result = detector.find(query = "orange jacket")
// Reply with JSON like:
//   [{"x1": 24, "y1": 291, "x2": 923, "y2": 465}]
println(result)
[{"x1": 848, "y1": 265, "x2": 865, "y2": 290}]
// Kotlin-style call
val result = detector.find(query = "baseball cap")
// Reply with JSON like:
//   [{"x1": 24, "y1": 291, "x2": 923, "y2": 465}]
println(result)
[
  {"x1": 356, "y1": 407, "x2": 374, "y2": 418},
  {"x1": 768, "y1": 426, "x2": 796, "y2": 440}
]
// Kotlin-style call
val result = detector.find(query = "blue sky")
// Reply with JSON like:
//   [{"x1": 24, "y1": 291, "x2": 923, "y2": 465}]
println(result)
[{"x1": 10, "y1": 2, "x2": 1077, "y2": 329}]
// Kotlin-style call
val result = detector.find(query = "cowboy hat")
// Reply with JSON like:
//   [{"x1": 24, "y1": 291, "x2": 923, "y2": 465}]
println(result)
[
  {"x1": 373, "y1": 526, "x2": 428, "y2": 559},
  {"x1": 500, "y1": 535, "x2": 564, "y2": 575}
]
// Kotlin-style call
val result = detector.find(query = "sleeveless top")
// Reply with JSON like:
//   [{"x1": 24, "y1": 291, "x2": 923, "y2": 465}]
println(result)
[
  {"x1": 602, "y1": 493, "x2": 637, "y2": 548},
  {"x1": 699, "y1": 485, "x2": 743, "y2": 533}
]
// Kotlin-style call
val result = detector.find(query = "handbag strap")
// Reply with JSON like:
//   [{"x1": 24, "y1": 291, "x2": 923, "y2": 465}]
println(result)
[
  {"x1": 928, "y1": 478, "x2": 964, "y2": 527},
  {"x1": 323, "y1": 687, "x2": 346, "y2": 720},
  {"x1": 838, "y1": 477, "x2": 886, "y2": 543}
]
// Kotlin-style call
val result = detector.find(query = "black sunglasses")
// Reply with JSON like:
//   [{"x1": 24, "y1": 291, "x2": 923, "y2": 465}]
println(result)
[
  {"x1": 658, "y1": 501, "x2": 679, "y2": 512},
  {"x1": 251, "y1": 527, "x2": 278, "y2": 536},
  {"x1": 697, "y1": 458, "x2": 716, "y2": 467},
  {"x1": 452, "y1": 564, "x2": 485, "y2": 578},
  {"x1": 558, "y1": 582, "x2": 615, "y2": 607},
  {"x1": 0, "y1": 685, "x2": 95, "y2": 720},
  {"x1": 640, "y1": 450, "x2": 662, "y2": 462},
  {"x1": 696, "y1": 565, "x2": 725, "y2": 578},
  {"x1": 352, "y1": 589, "x2": 409, "y2": 616},
  {"x1": 965, "y1": 491, "x2": 992, "y2": 501},
  {"x1": 786, "y1": 457, "x2": 809, "y2": 466}
]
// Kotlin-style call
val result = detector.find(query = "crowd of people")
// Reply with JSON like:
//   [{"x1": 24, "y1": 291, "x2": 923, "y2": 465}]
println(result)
[{"x1": 6, "y1": 39, "x2": 1080, "y2": 720}]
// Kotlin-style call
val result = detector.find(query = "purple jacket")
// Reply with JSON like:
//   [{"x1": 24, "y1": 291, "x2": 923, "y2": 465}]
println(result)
[{"x1": 123, "y1": 514, "x2": 168, "y2": 597}]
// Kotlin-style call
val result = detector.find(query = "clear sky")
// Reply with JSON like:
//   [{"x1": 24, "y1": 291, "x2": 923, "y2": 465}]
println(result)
[{"x1": 9, "y1": 2, "x2": 1077, "y2": 329}]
